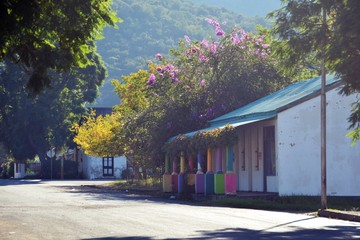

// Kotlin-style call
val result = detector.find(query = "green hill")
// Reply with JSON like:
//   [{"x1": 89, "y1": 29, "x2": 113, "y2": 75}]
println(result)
[
  {"x1": 190, "y1": 0, "x2": 281, "y2": 17},
  {"x1": 93, "y1": 0, "x2": 272, "y2": 107}
]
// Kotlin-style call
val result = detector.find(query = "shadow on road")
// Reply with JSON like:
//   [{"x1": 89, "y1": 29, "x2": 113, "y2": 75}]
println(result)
[
  {"x1": 56, "y1": 185, "x2": 198, "y2": 206},
  {"x1": 80, "y1": 225, "x2": 360, "y2": 239},
  {"x1": 0, "y1": 179, "x2": 44, "y2": 186},
  {"x1": 194, "y1": 225, "x2": 360, "y2": 240}
]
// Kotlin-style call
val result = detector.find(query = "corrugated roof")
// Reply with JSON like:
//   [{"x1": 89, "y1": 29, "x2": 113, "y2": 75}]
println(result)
[
  {"x1": 210, "y1": 74, "x2": 341, "y2": 126},
  {"x1": 168, "y1": 74, "x2": 342, "y2": 142},
  {"x1": 176, "y1": 112, "x2": 277, "y2": 139}
]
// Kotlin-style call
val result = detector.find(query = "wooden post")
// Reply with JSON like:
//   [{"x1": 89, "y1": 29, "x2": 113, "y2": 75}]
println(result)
[
  {"x1": 61, "y1": 158, "x2": 64, "y2": 179},
  {"x1": 207, "y1": 148, "x2": 212, "y2": 172},
  {"x1": 180, "y1": 151, "x2": 185, "y2": 173}
]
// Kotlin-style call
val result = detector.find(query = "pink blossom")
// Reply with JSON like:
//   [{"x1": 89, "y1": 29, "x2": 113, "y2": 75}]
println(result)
[
  {"x1": 262, "y1": 44, "x2": 270, "y2": 49},
  {"x1": 147, "y1": 73, "x2": 155, "y2": 85},
  {"x1": 191, "y1": 47, "x2": 198, "y2": 53},
  {"x1": 155, "y1": 53, "x2": 162, "y2": 60},
  {"x1": 184, "y1": 35, "x2": 191, "y2": 44},
  {"x1": 205, "y1": 18, "x2": 220, "y2": 28},
  {"x1": 255, "y1": 35, "x2": 265, "y2": 45},
  {"x1": 210, "y1": 42, "x2": 219, "y2": 54},
  {"x1": 201, "y1": 39, "x2": 210, "y2": 48},
  {"x1": 171, "y1": 77, "x2": 179, "y2": 83},
  {"x1": 200, "y1": 79, "x2": 206, "y2": 86},
  {"x1": 198, "y1": 53, "x2": 208, "y2": 62},
  {"x1": 215, "y1": 27, "x2": 225, "y2": 37}
]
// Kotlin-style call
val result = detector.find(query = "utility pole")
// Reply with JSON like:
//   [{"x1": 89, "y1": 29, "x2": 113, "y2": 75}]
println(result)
[{"x1": 320, "y1": 6, "x2": 327, "y2": 210}]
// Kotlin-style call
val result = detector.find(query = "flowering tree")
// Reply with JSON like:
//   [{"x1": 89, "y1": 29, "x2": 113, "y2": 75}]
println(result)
[
  {"x1": 74, "y1": 18, "x2": 291, "y2": 173},
  {"x1": 148, "y1": 20, "x2": 287, "y2": 123},
  {"x1": 132, "y1": 18, "x2": 290, "y2": 163}
]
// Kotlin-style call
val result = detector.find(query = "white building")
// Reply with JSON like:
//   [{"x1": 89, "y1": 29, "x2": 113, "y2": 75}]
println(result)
[
  {"x1": 78, "y1": 150, "x2": 127, "y2": 180},
  {"x1": 174, "y1": 75, "x2": 360, "y2": 196}
]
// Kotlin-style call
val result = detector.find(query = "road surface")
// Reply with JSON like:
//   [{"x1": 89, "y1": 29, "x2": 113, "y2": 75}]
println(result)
[{"x1": 0, "y1": 180, "x2": 359, "y2": 239}]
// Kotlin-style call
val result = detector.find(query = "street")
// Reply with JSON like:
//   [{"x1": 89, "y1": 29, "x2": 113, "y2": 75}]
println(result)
[{"x1": 0, "y1": 180, "x2": 359, "y2": 240}]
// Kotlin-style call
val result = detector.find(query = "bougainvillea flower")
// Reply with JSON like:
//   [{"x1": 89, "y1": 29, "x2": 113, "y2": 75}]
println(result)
[
  {"x1": 198, "y1": 54, "x2": 208, "y2": 62},
  {"x1": 155, "y1": 53, "x2": 162, "y2": 60},
  {"x1": 147, "y1": 73, "x2": 156, "y2": 85},
  {"x1": 201, "y1": 38, "x2": 210, "y2": 48},
  {"x1": 184, "y1": 35, "x2": 191, "y2": 43},
  {"x1": 262, "y1": 44, "x2": 270, "y2": 49},
  {"x1": 215, "y1": 27, "x2": 225, "y2": 37},
  {"x1": 210, "y1": 42, "x2": 219, "y2": 54},
  {"x1": 171, "y1": 77, "x2": 179, "y2": 83},
  {"x1": 205, "y1": 18, "x2": 220, "y2": 28}
]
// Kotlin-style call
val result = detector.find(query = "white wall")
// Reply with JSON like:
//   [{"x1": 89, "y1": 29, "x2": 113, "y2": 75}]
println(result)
[
  {"x1": 81, "y1": 152, "x2": 127, "y2": 179},
  {"x1": 277, "y1": 88, "x2": 360, "y2": 196},
  {"x1": 14, "y1": 163, "x2": 26, "y2": 179}
]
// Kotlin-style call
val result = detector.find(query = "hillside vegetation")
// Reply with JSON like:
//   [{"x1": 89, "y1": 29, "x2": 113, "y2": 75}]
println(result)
[
  {"x1": 94, "y1": 0, "x2": 271, "y2": 107},
  {"x1": 190, "y1": 0, "x2": 281, "y2": 17}
]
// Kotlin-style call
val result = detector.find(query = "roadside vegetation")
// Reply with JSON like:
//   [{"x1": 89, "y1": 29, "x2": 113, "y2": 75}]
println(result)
[
  {"x1": 206, "y1": 196, "x2": 360, "y2": 213},
  {"x1": 103, "y1": 179, "x2": 360, "y2": 214}
]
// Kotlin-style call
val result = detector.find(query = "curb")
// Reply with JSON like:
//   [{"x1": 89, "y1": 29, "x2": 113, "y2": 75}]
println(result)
[{"x1": 318, "y1": 209, "x2": 360, "y2": 223}]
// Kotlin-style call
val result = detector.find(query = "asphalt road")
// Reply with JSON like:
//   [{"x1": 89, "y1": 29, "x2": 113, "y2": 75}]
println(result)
[{"x1": 1, "y1": 180, "x2": 359, "y2": 240}]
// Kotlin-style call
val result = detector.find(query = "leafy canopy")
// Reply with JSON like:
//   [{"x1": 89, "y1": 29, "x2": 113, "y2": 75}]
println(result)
[
  {"x1": 0, "y1": 0, "x2": 121, "y2": 93},
  {"x1": 270, "y1": 0, "x2": 360, "y2": 143},
  {"x1": 0, "y1": 50, "x2": 106, "y2": 166}
]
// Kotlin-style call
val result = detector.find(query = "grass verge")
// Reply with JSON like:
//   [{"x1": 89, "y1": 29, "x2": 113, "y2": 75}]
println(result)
[
  {"x1": 102, "y1": 179, "x2": 360, "y2": 214},
  {"x1": 206, "y1": 196, "x2": 360, "y2": 213}
]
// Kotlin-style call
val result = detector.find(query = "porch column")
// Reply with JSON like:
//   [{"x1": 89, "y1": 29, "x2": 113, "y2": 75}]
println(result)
[
  {"x1": 205, "y1": 148, "x2": 215, "y2": 195},
  {"x1": 186, "y1": 154, "x2": 196, "y2": 193},
  {"x1": 225, "y1": 145, "x2": 237, "y2": 194},
  {"x1": 214, "y1": 147, "x2": 225, "y2": 194},
  {"x1": 163, "y1": 153, "x2": 171, "y2": 192},
  {"x1": 195, "y1": 150, "x2": 205, "y2": 193},
  {"x1": 188, "y1": 154, "x2": 195, "y2": 172},
  {"x1": 178, "y1": 151, "x2": 185, "y2": 193},
  {"x1": 171, "y1": 156, "x2": 178, "y2": 192},
  {"x1": 216, "y1": 147, "x2": 222, "y2": 173}
]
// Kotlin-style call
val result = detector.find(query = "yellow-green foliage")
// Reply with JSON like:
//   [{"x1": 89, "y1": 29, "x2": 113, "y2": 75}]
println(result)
[{"x1": 72, "y1": 111, "x2": 123, "y2": 157}]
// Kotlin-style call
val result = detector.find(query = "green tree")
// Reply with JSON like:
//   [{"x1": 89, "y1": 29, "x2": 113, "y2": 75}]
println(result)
[
  {"x1": 0, "y1": 51, "x2": 106, "y2": 177},
  {"x1": 0, "y1": 0, "x2": 120, "y2": 93},
  {"x1": 270, "y1": 0, "x2": 360, "y2": 139}
]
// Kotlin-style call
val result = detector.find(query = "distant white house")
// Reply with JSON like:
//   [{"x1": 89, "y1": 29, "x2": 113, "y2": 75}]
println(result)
[
  {"x1": 77, "y1": 150, "x2": 127, "y2": 179},
  {"x1": 166, "y1": 75, "x2": 360, "y2": 196}
]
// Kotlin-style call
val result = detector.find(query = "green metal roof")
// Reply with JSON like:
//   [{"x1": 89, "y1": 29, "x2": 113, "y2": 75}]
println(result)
[
  {"x1": 210, "y1": 74, "x2": 341, "y2": 126},
  {"x1": 170, "y1": 74, "x2": 341, "y2": 139}
]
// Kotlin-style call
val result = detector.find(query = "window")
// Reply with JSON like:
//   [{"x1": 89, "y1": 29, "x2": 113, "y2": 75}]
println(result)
[{"x1": 103, "y1": 157, "x2": 114, "y2": 176}]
